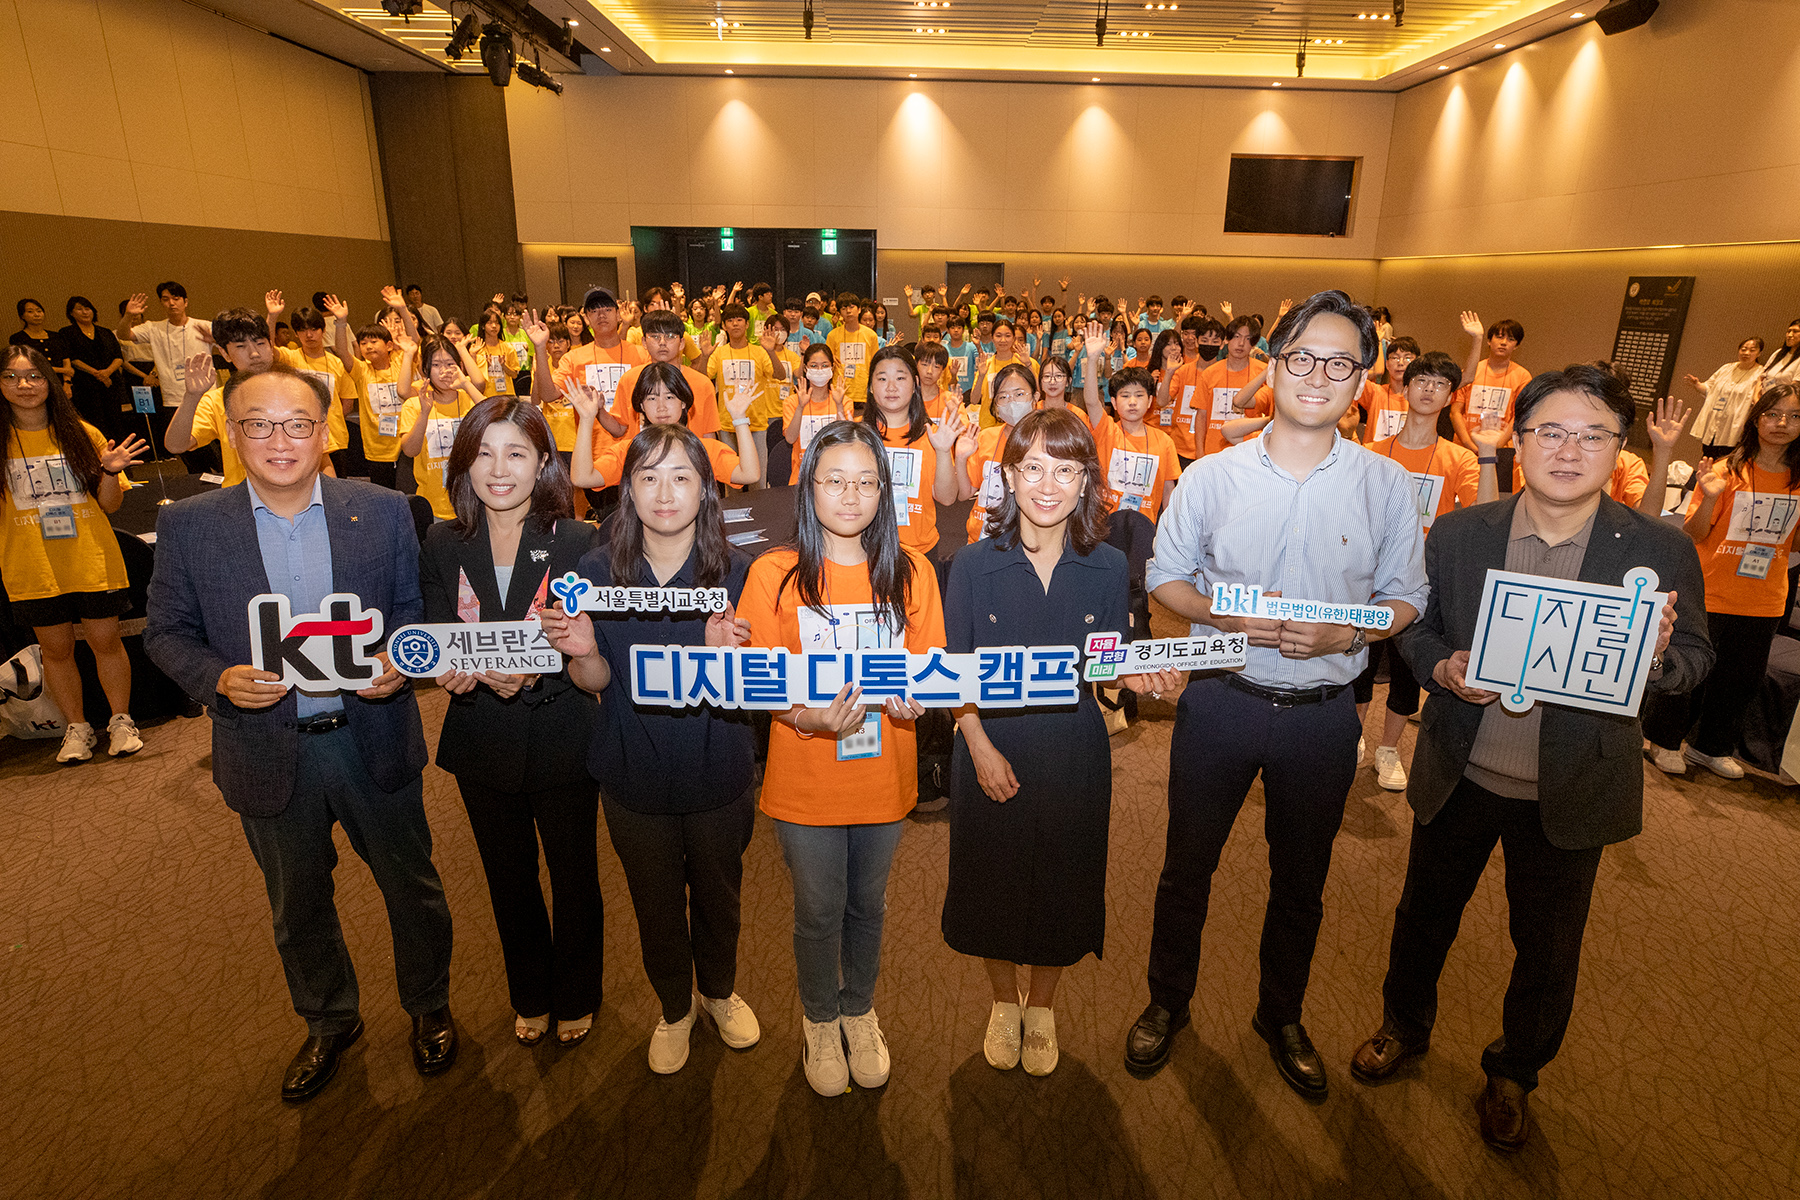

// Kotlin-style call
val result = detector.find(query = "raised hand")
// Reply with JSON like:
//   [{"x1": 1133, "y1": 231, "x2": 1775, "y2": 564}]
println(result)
[
  {"x1": 381, "y1": 285, "x2": 406, "y2": 309},
  {"x1": 182, "y1": 352, "x2": 216, "y2": 396},
  {"x1": 1162, "y1": 341, "x2": 1183, "y2": 371},
  {"x1": 954, "y1": 417, "x2": 979, "y2": 461},
  {"x1": 125, "y1": 293, "x2": 149, "y2": 317},
  {"x1": 1031, "y1": 276, "x2": 1042, "y2": 290},
  {"x1": 565, "y1": 379, "x2": 601, "y2": 422},
  {"x1": 831, "y1": 382, "x2": 849, "y2": 418},
  {"x1": 927, "y1": 406, "x2": 966, "y2": 452},
  {"x1": 758, "y1": 323, "x2": 783, "y2": 356},
  {"x1": 265, "y1": 289, "x2": 284, "y2": 319},
  {"x1": 1083, "y1": 320, "x2": 1107, "y2": 361},
  {"x1": 1219, "y1": 300, "x2": 1233, "y2": 319},
  {"x1": 1468, "y1": 410, "x2": 1511, "y2": 453},
  {"x1": 1696, "y1": 458, "x2": 1727, "y2": 500},
  {"x1": 394, "y1": 330, "x2": 418, "y2": 357},
  {"x1": 1460, "y1": 310, "x2": 1484, "y2": 339},
  {"x1": 100, "y1": 434, "x2": 148, "y2": 474},
  {"x1": 1058, "y1": 275, "x2": 1071, "y2": 291},
  {"x1": 694, "y1": 328, "x2": 715, "y2": 361},
  {"x1": 723, "y1": 382, "x2": 754, "y2": 425},
  {"x1": 1277, "y1": 297, "x2": 1294, "y2": 318},
  {"x1": 1682, "y1": 372, "x2": 1705, "y2": 392},
  {"x1": 521, "y1": 307, "x2": 550, "y2": 349},
  {"x1": 1646, "y1": 396, "x2": 1692, "y2": 453},
  {"x1": 492, "y1": 292, "x2": 506, "y2": 306},
  {"x1": 322, "y1": 293, "x2": 349, "y2": 321}
]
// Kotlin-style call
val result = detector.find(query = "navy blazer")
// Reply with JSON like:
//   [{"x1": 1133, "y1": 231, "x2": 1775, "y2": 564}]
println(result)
[
  {"x1": 144, "y1": 477, "x2": 428, "y2": 817},
  {"x1": 1397, "y1": 493, "x2": 1713, "y2": 849}
]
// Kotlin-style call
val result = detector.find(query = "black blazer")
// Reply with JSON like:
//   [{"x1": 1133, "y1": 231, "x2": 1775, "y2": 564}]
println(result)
[
  {"x1": 1397, "y1": 493, "x2": 1713, "y2": 850},
  {"x1": 144, "y1": 478, "x2": 428, "y2": 817},
  {"x1": 419, "y1": 513, "x2": 600, "y2": 791}
]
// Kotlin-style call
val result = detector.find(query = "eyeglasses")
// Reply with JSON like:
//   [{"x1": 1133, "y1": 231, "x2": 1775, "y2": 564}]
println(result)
[
  {"x1": 1520, "y1": 424, "x2": 1621, "y2": 452},
  {"x1": 235, "y1": 417, "x2": 320, "y2": 439},
  {"x1": 1011, "y1": 462, "x2": 1083, "y2": 486},
  {"x1": 1759, "y1": 411, "x2": 1800, "y2": 426},
  {"x1": 814, "y1": 474, "x2": 883, "y2": 497},
  {"x1": 1273, "y1": 350, "x2": 1364, "y2": 382},
  {"x1": 1, "y1": 371, "x2": 46, "y2": 386}
]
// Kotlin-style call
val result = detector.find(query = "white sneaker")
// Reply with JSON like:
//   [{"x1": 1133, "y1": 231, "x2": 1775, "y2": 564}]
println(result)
[
  {"x1": 1649, "y1": 745, "x2": 1687, "y2": 775},
  {"x1": 701, "y1": 992, "x2": 761, "y2": 1049},
  {"x1": 56, "y1": 722, "x2": 95, "y2": 763},
  {"x1": 802, "y1": 1016, "x2": 850, "y2": 1096},
  {"x1": 1357, "y1": 736, "x2": 1367, "y2": 766},
  {"x1": 1021, "y1": 1006, "x2": 1059, "y2": 1076},
  {"x1": 983, "y1": 1000, "x2": 1022, "y2": 1070},
  {"x1": 1374, "y1": 746, "x2": 1408, "y2": 791},
  {"x1": 1684, "y1": 746, "x2": 1745, "y2": 780},
  {"x1": 648, "y1": 996, "x2": 698, "y2": 1074},
  {"x1": 107, "y1": 713, "x2": 142, "y2": 757},
  {"x1": 840, "y1": 1009, "x2": 891, "y2": 1088}
]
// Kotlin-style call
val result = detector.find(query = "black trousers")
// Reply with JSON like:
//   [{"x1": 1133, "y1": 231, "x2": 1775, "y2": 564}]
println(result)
[
  {"x1": 1351, "y1": 638, "x2": 1421, "y2": 716},
  {"x1": 602, "y1": 789, "x2": 756, "y2": 1023},
  {"x1": 1380, "y1": 776, "x2": 1603, "y2": 1091},
  {"x1": 1147, "y1": 675, "x2": 1360, "y2": 1025},
  {"x1": 457, "y1": 777, "x2": 603, "y2": 1021},
  {"x1": 365, "y1": 459, "x2": 399, "y2": 490},
  {"x1": 1642, "y1": 610, "x2": 1781, "y2": 758}
]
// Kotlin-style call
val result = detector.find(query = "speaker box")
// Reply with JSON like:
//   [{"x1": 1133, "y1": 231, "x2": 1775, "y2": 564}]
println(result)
[{"x1": 1595, "y1": 0, "x2": 1659, "y2": 35}]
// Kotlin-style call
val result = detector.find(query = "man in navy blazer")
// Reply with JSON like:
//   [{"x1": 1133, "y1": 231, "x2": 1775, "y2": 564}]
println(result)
[{"x1": 146, "y1": 364, "x2": 457, "y2": 1102}]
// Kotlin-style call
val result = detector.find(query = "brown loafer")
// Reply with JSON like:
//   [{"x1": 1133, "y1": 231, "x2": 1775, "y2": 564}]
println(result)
[
  {"x1": 1477, "y1": 1074, "x2": 1530, "y2": 1152},
  {"x1": 1349, "y1": 1027, "x2": 1427, "y2": 1084}
]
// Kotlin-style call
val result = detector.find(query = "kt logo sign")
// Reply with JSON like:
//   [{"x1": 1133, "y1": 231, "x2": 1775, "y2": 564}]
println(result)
[{"x1": 247, "y1": 593, "x2": 386, "y2": 690}]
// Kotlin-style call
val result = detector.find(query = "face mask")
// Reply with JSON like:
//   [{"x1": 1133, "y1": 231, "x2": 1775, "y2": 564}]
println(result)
[
  {"x1": 995, "y1": 400, "x2": 1034, "y2": 427},
  {"x1": 806, "y1": 366, "x2": 834, "y2": 386},
  {"x1": 1197, "y1": 344, "x2": 1221, "y2": 362}
]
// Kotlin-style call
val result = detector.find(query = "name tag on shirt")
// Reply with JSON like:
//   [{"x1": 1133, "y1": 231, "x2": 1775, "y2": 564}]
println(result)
[
  {"x1": 132, "y1": 386, "x2": 156, "y2": 414},
  {"x1": 37, "y1": 502, "x2": 77, "y2": 539},
  {"x1": 837, "y1": 711, "x2": 883, "y2": 761},
  {"x1": 1739, "y1": 543, "x2": 1777, "y2": 579}
]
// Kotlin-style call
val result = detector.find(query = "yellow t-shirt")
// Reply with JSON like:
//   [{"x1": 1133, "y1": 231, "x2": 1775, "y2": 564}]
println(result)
[
  {"x1": 399, "y1": 390, "x2": 478, "y2": 520},
  {"x1": 2, "y1": 423, "x2": 130, "y2": 601},
  {"x1": 350, "y1": 358, "x2": 407, "y2": 463},
  {"x1": 472, "y1": 341, "x2": 520, "y2": 397},
  {"x1": 707, "y1": 342, "x2": 775, "y2": 432},
  {"x1": 762, "y1": 347, "x2": 803, "y2": 427},
  {"x1": 187, "y1": 386, "x2": 245, "y2": 486},
  {"x1": 825, "y1": 326, "x2": 881, "y2": 404},
  {"x1": 540, "y1": 352, "x2": 578, "y2": 452},
  {"x1": 275, "y1": 347, "x2": 353, "y2": 452}
]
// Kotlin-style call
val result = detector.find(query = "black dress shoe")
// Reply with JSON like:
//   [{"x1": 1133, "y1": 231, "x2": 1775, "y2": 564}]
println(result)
[
  {"x1": 281, "y1": 1018, "x2": 363, "y2": 1103},
  {"x1": 1350, "y1": 1025, "x2": 1428, "y2": 1085},
  {"x1": 1124, "y1": 1003, "x2": 1190, "y2": 1076},
  {"x1": 1477, "y1": 1074, "x2": 1530, "y2": 1151},
  {"x1": 1251, "y1": 1012, "x2": 1328, "y2": 1099},
  {"x1": 411, "y1": 1006, "x2": 458, "y2": 1076}
]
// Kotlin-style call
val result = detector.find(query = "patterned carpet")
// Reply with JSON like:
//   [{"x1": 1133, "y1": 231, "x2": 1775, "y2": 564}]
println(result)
[{"x1": 3, "y1": 604, "x2": 1797, "y2": 1200}]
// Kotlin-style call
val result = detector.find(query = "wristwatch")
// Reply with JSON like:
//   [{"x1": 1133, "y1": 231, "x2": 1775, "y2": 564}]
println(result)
[{"x1": 1344, "y1": 627, "x2": 1368, "y2": 656}]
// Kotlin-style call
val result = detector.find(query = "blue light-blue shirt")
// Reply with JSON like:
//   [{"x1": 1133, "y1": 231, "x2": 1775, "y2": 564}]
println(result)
[
  {"x1": 1147, "y1": 431, "x2": 1430, "y2": 689},
  {"x1": 247, "y1": 476, "x2": 342, "y2": 716}
]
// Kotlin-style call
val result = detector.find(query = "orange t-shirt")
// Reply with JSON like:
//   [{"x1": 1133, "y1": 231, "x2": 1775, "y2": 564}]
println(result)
[
  {"x1": 1366, "y1": 435, "x2": 1480, "y2": 529},
  {"x1": 742, "y1": 547, "x2": 946, "y2": 824},
  {"x1": 551, "y1": 340, "x2": 650, "y2": 453},
  {"x1": 612, "y1": 362, "x2": 721, "y2": 440},
  {"x1": 1687, "y1": 461, "x2": 1800, "y2": 616},
  {"x1": 1457, "y1": 360, "x2": 1532, "y2": 431},
  {"x1": 782, "y1": 391, "x2": 845, "y2": 484},
  {"x1": 1364, "y1": 384, "x2": 1411, "y2": 443},
  {"x1": 964, "y1": 423, "x2": 1012, "y2": 542},
  {"x1": 593, "y1": 431, "x2": 740, "y2": 489},
  {"x1": 879, "y1": 425, "x2": 943, "y2": 554},
  {"x1": 1198, "y1": 360, "x2": 1261, "y2": 455},
  {"x1": 1157, "y1": 361, "x2": 1205, "y2": 459},
  {"x1": 1093, "y1": 416, "x2": 1180, "y2": 523}
]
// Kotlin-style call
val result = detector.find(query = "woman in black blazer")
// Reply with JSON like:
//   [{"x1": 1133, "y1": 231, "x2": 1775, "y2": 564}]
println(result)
[{"x1": 419, "y1": 397, "x2": 601, "y2": 1047}]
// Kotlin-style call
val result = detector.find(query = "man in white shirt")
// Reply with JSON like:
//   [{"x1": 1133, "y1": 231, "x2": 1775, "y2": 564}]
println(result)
[
  {"x1": 404, "y1": 284, "x2": 444, "y2": 333},
  {"x1": 118, "y1": 280, "x2": 215, "y2": 469}
]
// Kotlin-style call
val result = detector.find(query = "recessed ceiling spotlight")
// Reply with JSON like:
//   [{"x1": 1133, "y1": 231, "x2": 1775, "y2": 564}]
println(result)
[
  {"x1": 909, "y1": 73, "x2": 917, "y2": 77},
  {"x1": 1272, "y1": 81, "x2": 1282, "y2": 86},
  {"x1": 724, "y1": 68, "x2": 733, "y2": 73},
  {"x1": 600, "y1": 46, "x2": 611, "y2": 52},
  {"x1": 1570, "y1": 11, "x2": 1585, "y2": 17},
  {"x1": 1436, "y1": 63, "x2": 1448, "y2": 69},
  {"x1": 567, "y1": 18, "x2": 578, "y2": 26},
  {"x1": 1493, "y1": 42, "x2": 1506, "y2": 48}
]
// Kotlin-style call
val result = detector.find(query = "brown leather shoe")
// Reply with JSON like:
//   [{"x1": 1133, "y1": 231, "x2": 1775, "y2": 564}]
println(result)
[
  {"x1": 1477, "y1": 1074, "x2": 1529, "y2": 1151},
  {"x1": 1349, "y1": 1027, "x2": 1427, "y2": 1084}
]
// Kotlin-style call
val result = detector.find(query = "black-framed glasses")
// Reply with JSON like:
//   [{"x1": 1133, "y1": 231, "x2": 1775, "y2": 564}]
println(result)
[
  {"x1": 814, "y1": 474, "x2": 883, "y2": 498},
  {"x1": 1273, "y1": 350, "x2": 1364, "y2": 382},
  {"x1": 235, "y1": 417, "x2": 320, "y2": 439},
  {"x1": 1520, "y1": 425, "x2": 1622, "y2": 452}
]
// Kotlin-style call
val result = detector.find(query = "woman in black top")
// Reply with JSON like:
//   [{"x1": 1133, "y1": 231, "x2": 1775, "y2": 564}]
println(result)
[
  {"x1": 56, "y1": 296, "x2": 126, "y2": 440},
  {"x1": 418, "y1": 397, "x2": 601, "y2": 1048},
  {"x1": 541, "y1": 423, "x2": 763, "y2": 1076},
  {"x1": 941, "y1": 409, "x2": 1178, "y2": 1077},
  {"x1": 11, "y1": 298, "x2": 69, "y2": 387}
]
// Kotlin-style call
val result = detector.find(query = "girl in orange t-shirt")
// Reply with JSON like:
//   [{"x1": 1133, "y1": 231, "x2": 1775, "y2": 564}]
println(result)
[
  {"x1": 865, "y1": 345, "x2": 968, "y2": 559},
  {"x1": 783, "y1": 342, "x2": 852, "y2": 485},
  {"x1": 740, "y1": 419, "x2": 945, "y2": 1098},
  {"x1": 1644, "y1": 382, "x2": 1800, "y2": 778}
]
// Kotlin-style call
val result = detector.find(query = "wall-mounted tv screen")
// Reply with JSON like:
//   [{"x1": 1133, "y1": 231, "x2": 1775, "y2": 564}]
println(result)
[{"x1": 1224, "y1": 156, "x2": 1358, "y2": 237}]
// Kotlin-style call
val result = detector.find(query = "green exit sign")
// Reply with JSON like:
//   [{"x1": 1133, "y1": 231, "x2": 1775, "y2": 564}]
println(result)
[
  {"x1": 821, "y1": 239, "x2": 837, "y2": 255},
  {"x1": 720, "y1": 226, "x2": 735, "y2": 250},
  {"x1": 821, "y1": 228, "x2": 838, "y2": 237}
]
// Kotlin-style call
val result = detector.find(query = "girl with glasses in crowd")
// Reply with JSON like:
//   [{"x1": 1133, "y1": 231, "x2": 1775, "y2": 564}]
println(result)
[
  {"x1": 0, "y1": 345, "x2": 149, "y2": 761},
  {"x1": 781, "y1": 343, "x2": 851, "y2": 485},
  {"x1": 1644, "y1": 381, "x2": 1800, "y2": 780},
  {"x1": 542, "y1": 422, "x2": 765, "y2": 1070},
  {"x1": 961, "y1": 361, "x2": 1044, "y2": 545},
  {"x1": 419, "y1": 398, "x2": 601, "y2": 1048},
  {"x1": 739, "y1": 420, "x2": 945, "y2": 1097}
]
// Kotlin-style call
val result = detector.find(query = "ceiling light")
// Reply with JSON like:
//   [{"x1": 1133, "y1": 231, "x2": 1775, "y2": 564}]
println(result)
[
  {"x1": 1493, "y1": 42, "x2": 1506, "y2": 48},
  {"x1": 516, "y1": 57, "x2": 562, "y2": 94},
  {"x1": 1570, "y1": 10, "x2": 1585, "y2": 16},
  {"x1": 909, "y1": 73, "x2": 917, "y2": 77},
  {"x1": 478, "y1": 22, "x2": 514, "y2": 87},
  {"x1": 1436, "y1": 63, "x2": 1448, "y2": 69},
  {"x1": 567, "y1": 19, "x2": 578, "y2": 26},
  {"x1": 600, "y1": 46, "x2": 611, "y2": 52},
  {"x1": 1272, "y1": 81, "x2": 1282, "y2": 86},
  {"x1": 725, "y1": 68, "x2": 733, "y2": 73},
  {"x1": 1091, "y1": 76, "x2": 1100, "y2": 82},
  {"x1": 444, "y1": 11, "x2": 479, "y2": 60}
]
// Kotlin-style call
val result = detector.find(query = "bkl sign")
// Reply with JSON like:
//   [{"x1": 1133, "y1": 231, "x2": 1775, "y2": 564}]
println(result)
[{"x1": 248, "y1": 593, "x2": 387, "y2": 690}]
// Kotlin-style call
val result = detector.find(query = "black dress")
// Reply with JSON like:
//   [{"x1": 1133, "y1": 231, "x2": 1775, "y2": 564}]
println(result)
[
  {"x1": 940, "y1": 534, "x2": 1131, "y2": 967},
  {"x1": 55, "y1": 324, "x2": 127, "y2": 440}
]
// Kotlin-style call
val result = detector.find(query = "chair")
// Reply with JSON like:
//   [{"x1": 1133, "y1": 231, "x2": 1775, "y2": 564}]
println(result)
[{"x1": 406, "y1": 493, "x2": 435, "y2": 543}]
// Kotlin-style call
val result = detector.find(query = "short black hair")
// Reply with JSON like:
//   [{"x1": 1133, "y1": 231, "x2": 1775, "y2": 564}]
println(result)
[
  {"x1": 721, "y1": 303, "x2": 749, "y2": 322},
  {"x1": 64, "y1": 295, "x2": 96, "y2": 321},
  {"x1": 1386, "y1": 335, "x2": 1422, "y2": 358},
  {"x1": 405, "y1": 284, "x2": 423, "y2": 295},
  {"x1": 1403, "y1": 350, "x2": 1461, "y2": 392},
  {"x1": 1111, "y1": 366, "x2": 1156, "y2": 398},
  {"x1": 1267, "y1": 290, "x2": 1379, "y2": 369},
  {"x1": 1224, "y1": 316, "x2": 1258, "y2": 341},
  {"x1": 310, "y1": 292, "x2": 330, "y2": 311},
  {"x1": 837, "y1": 292, "x2": 860, "y2": 308},
  {"x1": 1179, "y1": 313, "x2": 1208, "y2": 334},
  {"x1": 1513, "y1": 363, "x2": 1635, "y2": 439},
  {"x1": 290, "y1": 306, "x2": 327, "y2": 333},
  {"x1": 1487, "y1": 318, "x2": 1525, "y2": 344},
  {"x1": 16, "y1": 297, "x2": 43, "y2": 320},
  {"x1": 212, "y1": 307, "x2": 271, "y2": 347},
  {"x1": 915, "y1": 340, "x2": 948, "y2": 367},
  {"x1": 763, "y1": 312, "x2": 788, "y2": 334},
  {"x1": 355, "y1": 323, "x2": 393, "y2": 344},
  {"x1": 783, "y1": 297, "x2": 804, "y2": 313},
  {"x1": 991, "y1": 318, "x2": 1016, "y2": 336},
  {"x1": 639, "y1": 309, "x2": 685, "y2": 338},
  {"x1": 155, "y1": 281, "x2": 187, "y2": 300},
  {"x1": 222, "y1": 361, "x2": 328, "y2": 418},
  {"x1": 1147, "y1": 295, "x2": 1164, "y2": 307},
  {"x1": 750, "y1": 283, "x2": 773, "y2": 301}
]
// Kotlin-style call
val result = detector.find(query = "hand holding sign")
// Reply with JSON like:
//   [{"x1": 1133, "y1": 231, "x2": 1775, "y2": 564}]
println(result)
[{"x1": 216, "y1": 663, "x2": 287, "y2": 708}]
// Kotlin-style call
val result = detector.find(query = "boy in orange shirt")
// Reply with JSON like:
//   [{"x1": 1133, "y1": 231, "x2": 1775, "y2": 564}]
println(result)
[
  {"x1": 1451, "y1": 312, "x2": 1531, "y2": 452},
  {"x1": 1199, "y1": 317, "x2": 1263, "y2": 455},
  {"x1": 1080, "y1": 336, "x2": 1179, "y2": 524}
]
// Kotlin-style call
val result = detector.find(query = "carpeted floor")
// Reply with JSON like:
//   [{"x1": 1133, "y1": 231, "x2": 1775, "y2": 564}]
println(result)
[{"x1": 3, "y1": 604, "x2": 1798, "y2": 1200}]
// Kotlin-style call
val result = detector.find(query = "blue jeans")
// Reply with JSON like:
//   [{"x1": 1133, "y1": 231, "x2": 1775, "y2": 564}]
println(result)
[{"x1": 773, "y1": 818, "x2": 907, "y2": 1024}]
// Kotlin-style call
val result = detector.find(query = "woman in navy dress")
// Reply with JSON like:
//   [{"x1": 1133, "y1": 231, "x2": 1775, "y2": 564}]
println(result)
[{"x1": 941, "y1": 408, "x2": 1179, "y2": 1076}]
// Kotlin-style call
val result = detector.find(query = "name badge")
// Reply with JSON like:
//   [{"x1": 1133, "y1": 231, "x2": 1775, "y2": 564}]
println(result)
[
  {"x1": 837, "y1": 710, "x2": 883, "y2": 761},
  {"x1": 38, "y1": 502, "x2": 77, "y2": 539},
  {"x1": 1738, "y1": 543, "x2": 1777, "y2": 579}
]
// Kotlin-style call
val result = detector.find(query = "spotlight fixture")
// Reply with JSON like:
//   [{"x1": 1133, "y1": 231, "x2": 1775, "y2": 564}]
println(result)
[
  {"x1": 516, "y1": 55, "x2": 563, "y2": 94},
  {"x1": 380, "y1": 0, "x2": 424, "y2": 17},
  {"x1": 804, "y1": 0, "x2": 814, "y2": 40},
  {"x1": 479, "y1": 21, "x2": 515, "y2": 87},
  {"x1": 1296, "y1": 37, "x2": 1306, "y2": 78},
  {"x1": 558, "y1": 18, "x2": 577, "y2": 57},
  {"x1": 1393, "y1": 0, "x2": 1405, "y2": 28},
  {"x1": 444, "y1": 11, "x2": 479, "y2": 60},
  {"x1": 1095, "y1": 0, "x2": 1108, "y2": 47}
]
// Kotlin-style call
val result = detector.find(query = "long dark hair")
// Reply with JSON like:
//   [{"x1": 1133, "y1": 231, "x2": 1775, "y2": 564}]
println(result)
[
  {"x1": 0, "y1": 345, "x2": 103, "y2": 495},
  {"x1": 1727, "y1": 381, "x2": 1800, "y2": 488},
  {"x1": 782, "y1": 419, "x2": 914, "y2": 635},
  {"x1": 1770, "y1": 321, "x2": 1800, "y2": 373},
  {"x1": 609, "y1": 424, "x2": 733, "y2": 588},
  {"x1": 445, "y1": 397, "x2": 572, "y2": 538},
  {"x1": 985, "y1": 409, "x2": 1109, "y2": 554},
  {"x1": 864, "y1": 344, "x2": 927, "y2": 444},
  {"x1": 416, "y1": 333, "x2": 462, "y2": 394}
]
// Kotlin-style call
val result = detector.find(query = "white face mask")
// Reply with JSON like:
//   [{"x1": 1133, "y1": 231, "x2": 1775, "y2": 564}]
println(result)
[
  {"x1": 995, "y1": 399, "x2": 1034, "y2": 427},
  {"x1": 806, "y1": 366, "x2": 834, "y2": 386}
]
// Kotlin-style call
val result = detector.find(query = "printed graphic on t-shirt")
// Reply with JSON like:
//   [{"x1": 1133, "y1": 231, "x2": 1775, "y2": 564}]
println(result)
[
  {"x1": 1176, "y1": 384, "x2": 1200, "y2": 434},
  {"x1": 1408, "y1": 473, "x2": 1447, "y2": 529},
  {"x1": 585, "y1": 362, "x2": 629, "y2": 404},
  {"x1": 840, "y1": 341, "x2": 867, "y2": 380},
  {"x1": 1727, "y1": 491, "x2": 1800, "y2": 545},
  {"x1": 1467, "y1": 384, "x2": 1510, "y2": 424},
  {"x1": 1108, "y1": 447, "x2": 1159, "y2": 512},
  {"x1": 798, "y1": 411, "x2": 835, "y2": 451},
  {"x1": 6, "y1": 453, "x2": 89, "y2": 508},
  {"x1": 1210, "y1": 387, "x2": 1240, "y2": 422},
  {"x1": 1372, "y1": 407, "x2": 1408, "y2": 441},
  {"x1": 797, "y1": 602, "x2": 898, "y2": 652},
  {"x1": 426, "y1": 416, "x2": 462, "y2": 482},
  {"x1": 884, "y1": 445, "x2": 923, "y2": 527}
]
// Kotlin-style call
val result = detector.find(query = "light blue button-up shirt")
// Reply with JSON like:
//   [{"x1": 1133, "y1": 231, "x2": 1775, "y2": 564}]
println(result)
[
  {"x1": 1147, "y1": 432, "x2": 1430, "y2": 689},
  {"x1": 247, "y1": 476, "x2": 342, "y2": 716}
]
